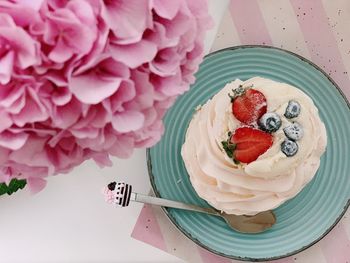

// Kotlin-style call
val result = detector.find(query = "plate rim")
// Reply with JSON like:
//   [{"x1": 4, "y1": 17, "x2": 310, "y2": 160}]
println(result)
[{"x1": 147, "y1": 45, "x2": 350, "y2": 261}]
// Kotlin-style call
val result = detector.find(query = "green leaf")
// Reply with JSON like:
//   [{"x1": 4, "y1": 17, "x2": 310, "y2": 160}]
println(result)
[
  {"x1": 0, "y1": 179, "x2": 27, "y2": 196},
  {"x1": 233, "y1": 158, "x2": 241, "y2": 165},
  {"x1": 227, "y1": 143, "x2": 236, "y2": 151},
  {"x1": 228, "y1": 85, "x2": 247, "y2": 101},
  {"x1": 222, "y1": 141, "x2": 235, "y2": 158},
  {"x1": 0, "y1": 183, "x2": 8, "y2": 195},
  {"x1": 222, "y1": 130, "x2": 241, "y2": 165}
]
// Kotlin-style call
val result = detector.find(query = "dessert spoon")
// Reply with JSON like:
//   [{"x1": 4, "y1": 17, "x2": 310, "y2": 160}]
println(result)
[{"x1": 105, "y1": 182, "x2": 276, "y2": 234}]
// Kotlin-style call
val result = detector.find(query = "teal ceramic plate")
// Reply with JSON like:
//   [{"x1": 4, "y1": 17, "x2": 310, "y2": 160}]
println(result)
[{"x1": 147, "y1": 46, "x2": 350, "y2": 261}]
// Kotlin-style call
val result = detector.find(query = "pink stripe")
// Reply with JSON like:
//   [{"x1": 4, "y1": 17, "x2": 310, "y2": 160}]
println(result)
[
  {"x1": 271, "y1": 257, "x2": 295, "y2": 263},
  {"x1": 197, "y1": 246, "x2": 233, "y2": 263},
  {"x1": 290, "y1": 0, "x2": 350, "y2": 99},
  {"x1": 131, "y1": 204, "x2": 167, "y2": 252},
  {"x1": 320, "y1": 222, "x2": 350, "y2": 263},
  {"x1": 229, "y1": 0, "x2": 272, "y2": 45}
]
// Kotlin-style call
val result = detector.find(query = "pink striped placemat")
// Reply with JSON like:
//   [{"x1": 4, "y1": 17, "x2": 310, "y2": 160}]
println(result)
[{"x1": 131, "y1": 1, "x2": 350, "y2": 262}]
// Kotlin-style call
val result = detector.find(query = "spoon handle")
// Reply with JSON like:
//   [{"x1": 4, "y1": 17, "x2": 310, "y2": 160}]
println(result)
[{"x1": 131, "y1": 192, "x2": 219, "y2": 216}]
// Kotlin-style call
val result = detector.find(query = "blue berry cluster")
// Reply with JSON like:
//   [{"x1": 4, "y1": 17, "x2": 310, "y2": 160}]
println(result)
[
  {"x1": 257, "y1": 100, "x2": 303, "y2": 157},
  {"x1": 281, "y1": 100, "x2": 302, "y2": 157}
]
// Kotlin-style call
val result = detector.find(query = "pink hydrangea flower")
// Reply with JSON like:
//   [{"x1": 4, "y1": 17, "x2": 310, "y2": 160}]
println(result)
[
  {"x1": 0, "y1": 0, "x2": 212, "y2": 193},
  {"x1": 0, "y1": 14, "x2": 40, "y2": 84}
]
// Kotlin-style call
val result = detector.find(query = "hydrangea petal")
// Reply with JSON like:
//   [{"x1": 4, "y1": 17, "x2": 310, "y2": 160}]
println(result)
[
  {"x1": 15, "y1": 0, "x2": 45, "y2": 11},
  {"x1": 70, "y1": 73, "x2": 123, "y2": 105},
  {"x1": 152, "y1": 0, "x2": 182, "y2": 19},
  {"x1": 0, "y1": 51, "x2": 14, "y2": 85},
  {"x1": 109, "y1": 40, "x2": 157, "y2": 68},
  {"x1": 27, "y1": 177, "x2": 47, "y2": 194},
  {"x1": 108, "y1": 134, "x2": 134, "y2": 159},
  {"x1": 0, "y1": 111, "x2": 12, "y2": 133},
  {"x1": 0, "y1": 131, "x2": 28, "y2": 150},
  {"x1": 112, "y1": 110, "x2": 145, "y2": 133},
  {"x1": 101, "y1": 0, "x2": 150, "y2": 44}
]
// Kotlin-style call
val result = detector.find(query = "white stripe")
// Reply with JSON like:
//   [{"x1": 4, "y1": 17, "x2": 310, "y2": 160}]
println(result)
[
  {"x1": 210, "y1": 9, "x2": 242, "y2": 52},
  {"x1": 295, "y1": 244, "x2": 327, "y2": 263},
  {"x1": 150, "y1": 205, "x2": 203, "y2": 263},
  {"x1": 205, "y1": 0, "x2": 231, "y2": 54}
]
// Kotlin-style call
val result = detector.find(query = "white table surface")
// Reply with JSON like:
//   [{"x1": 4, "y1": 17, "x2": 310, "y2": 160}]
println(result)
[{"x1": 0, "y1": 2, "x2": 229, "y2": 263}]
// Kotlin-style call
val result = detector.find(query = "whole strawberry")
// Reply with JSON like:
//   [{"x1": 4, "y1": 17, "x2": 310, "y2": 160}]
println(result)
[{"x1": 230, "y1": 86, "x2": 267, "y2": 125}]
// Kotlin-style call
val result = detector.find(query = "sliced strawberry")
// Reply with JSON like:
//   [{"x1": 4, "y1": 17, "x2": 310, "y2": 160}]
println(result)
[
  {"x1": 230, "y1": 127, "x2": 273, "y2": 164},
  {"x1": 232, "y1": 89, "x2": 267, "y2": 125}
]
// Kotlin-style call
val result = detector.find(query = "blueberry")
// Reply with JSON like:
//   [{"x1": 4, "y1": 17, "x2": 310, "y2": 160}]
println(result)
[
  {"x1": 258, "y1": 112, "x2": 282, "y2": 133},
  {"x1": 281, "y1": 139, "x2": 298, "y2": 157},
  {"x1": 283, "y1": 122, "x2": 304, "y2": 141},
  {"x1": 284, "y1": 100, "x2": 301, "y2": 119}
]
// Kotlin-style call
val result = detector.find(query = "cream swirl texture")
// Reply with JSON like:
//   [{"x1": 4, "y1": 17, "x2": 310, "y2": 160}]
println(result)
[{"x1": 181, "y1": 77, "x2": 327, "y2": 215}]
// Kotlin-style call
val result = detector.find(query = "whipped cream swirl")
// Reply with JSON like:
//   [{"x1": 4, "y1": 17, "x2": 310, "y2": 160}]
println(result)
[{"x1": 181, "y1": 77, "x2": 327, "y2": 215}]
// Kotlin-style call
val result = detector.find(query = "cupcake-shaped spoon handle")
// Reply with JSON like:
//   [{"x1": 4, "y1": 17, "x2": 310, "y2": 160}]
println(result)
[{"x1": 104, "y1": 181, "x2": 218, "y2": 215}]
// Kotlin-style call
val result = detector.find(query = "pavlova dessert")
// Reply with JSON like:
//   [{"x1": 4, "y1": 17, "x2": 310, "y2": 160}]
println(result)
[{"x1": 181, "y1": 77, "x2": 327, "y2": 215}]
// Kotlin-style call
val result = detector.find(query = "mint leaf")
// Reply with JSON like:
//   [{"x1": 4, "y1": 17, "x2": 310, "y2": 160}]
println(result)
[{"x1": 0, "y1": 179, "x2": 27, "y2": 196}]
